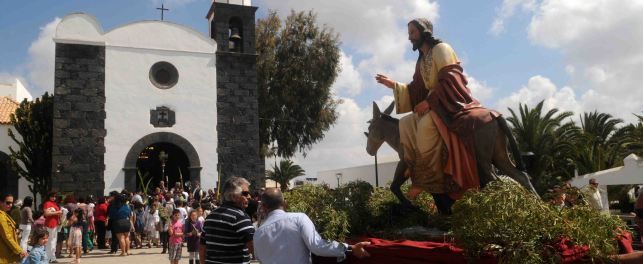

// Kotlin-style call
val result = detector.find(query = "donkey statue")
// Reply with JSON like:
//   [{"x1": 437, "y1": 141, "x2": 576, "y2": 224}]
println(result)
[{"x1": 365, "y1": 101, "x2": 538, "y2": 207}]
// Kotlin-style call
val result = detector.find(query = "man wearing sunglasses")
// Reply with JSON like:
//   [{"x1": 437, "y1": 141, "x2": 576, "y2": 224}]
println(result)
[
  {"x1": 582, "y1": 178, "x2": 604, "y2": 211},
  {"x1": 200, "y1": 176, "x2": 255, "y2": 264},
  {"x1": 1, "y1": 193, "x2": 28, "y2": 263}
]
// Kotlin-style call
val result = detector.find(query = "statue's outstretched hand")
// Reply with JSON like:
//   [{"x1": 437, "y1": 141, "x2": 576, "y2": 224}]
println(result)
[{"x1": 375, "y1": 74, "x2": 395, "y2": 89}]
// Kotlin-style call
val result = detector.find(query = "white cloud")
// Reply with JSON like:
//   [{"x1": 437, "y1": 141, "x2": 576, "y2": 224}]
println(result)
[
  {"x1": 495, "y1": 75, "x2": 582, "y2": 117},
  {"x1": 584, "y1": 66, "x2": 608, "y2": 84},
  {"x1": 260, "y1": 0, "x2": 439, "y2": 92},
  {"x1": 258, "y1": 1, "x2": 448, "y2": 176},
  {"x1": 266, "y1": 95, "x2": 398, "y2": 178},
  {"x1": 1, "y1": 17, "x2": 60, "y2": 97},
  {"x1": 0, "y1": 72, "x2": 23, "y2": 84},
  {"x1": 490, "y1": 0, "x2": 536, "y2": 35},
  {"x1": 464, "y1": 73, "x2": 494, "y2": 105},
  {"x1": 494, "y1": 0, "x2": 643, "y2": 123},
  {"x1": 26, "y1": 17, "x2": 60, "y2": 96},
  {"x1": 332, "y1": 52, "x2": 363, "y2": 96}
]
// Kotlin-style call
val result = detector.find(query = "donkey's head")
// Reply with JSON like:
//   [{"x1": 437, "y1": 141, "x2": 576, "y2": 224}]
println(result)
[{"x1": 365, "y1": 101, "x2": 395, "y2": 156}]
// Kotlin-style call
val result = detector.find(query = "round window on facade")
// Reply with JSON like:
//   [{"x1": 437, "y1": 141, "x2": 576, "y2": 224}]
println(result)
[{"x1": 149, "y1": 61, "x2": 179, "y2": 89}]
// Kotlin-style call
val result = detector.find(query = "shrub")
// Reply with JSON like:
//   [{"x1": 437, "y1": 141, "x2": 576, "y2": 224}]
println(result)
[
  {"x1": 451, "y1": 179, "x2": 626, "y2": 263},
  {"x1": 285, "y1": 184, "x2": 350, "y2": 241},
  {"x1": 367, "y1": 184, "x2": 437, "y2": 233},
  {"x1": 334, "y1": 180, "x2": 374, "y2": 235}
]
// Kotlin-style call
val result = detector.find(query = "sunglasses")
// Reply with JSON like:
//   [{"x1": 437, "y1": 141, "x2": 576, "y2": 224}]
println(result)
[{"x1": 241, "y1": 191, "x2": 252, "y2": 197}]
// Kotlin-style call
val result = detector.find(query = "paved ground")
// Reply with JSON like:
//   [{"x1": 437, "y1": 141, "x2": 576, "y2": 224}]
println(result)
[
  {"x1": 56, "y1": 247, "x2": 176, "y2": 264},
  {"x1": 57, "y1": 247, "x2": 259, "y2": 264}
]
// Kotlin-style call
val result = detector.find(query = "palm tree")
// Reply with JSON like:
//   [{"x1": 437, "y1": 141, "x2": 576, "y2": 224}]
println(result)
[
  {"x1": 624, "y1": 114, "x2": 643, "y2": 157},
  {"x1": 574, "y1": 111, "x2": 630, "y2": 174},
  {"x1": 507, "y1": 101, "x2": 575, "y2": 193},
  {"x1": 266, "y1": 160, "x2": 305, "y2": 192}
]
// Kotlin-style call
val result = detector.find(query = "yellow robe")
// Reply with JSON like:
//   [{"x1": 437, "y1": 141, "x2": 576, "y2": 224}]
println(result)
[{"x1": 393, "y1": 43, "x2": 459, "y2": 193}]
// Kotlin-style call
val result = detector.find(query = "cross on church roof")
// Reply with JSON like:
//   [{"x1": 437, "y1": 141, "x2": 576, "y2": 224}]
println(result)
[{"x1": 156, "y1": 4, "x2": 169, "y2": 21}]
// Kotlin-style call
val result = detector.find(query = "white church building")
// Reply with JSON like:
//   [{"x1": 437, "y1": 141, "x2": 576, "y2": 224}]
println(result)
[
  {"x1": 0, "y1": 79, "x2": 33, "y2": 197},
  {"x1": 50, "y1": 0, "x2": 263, "y2": 197}
]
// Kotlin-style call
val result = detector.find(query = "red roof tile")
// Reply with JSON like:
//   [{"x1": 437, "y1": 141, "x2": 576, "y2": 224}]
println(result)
[{"x1": 0, "y1": 96, "x2": 19, "y2": 125}]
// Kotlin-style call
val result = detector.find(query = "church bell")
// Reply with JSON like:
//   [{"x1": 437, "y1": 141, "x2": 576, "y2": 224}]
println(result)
[{"x1": 228, "y1": 27, "x2": 242, "y2": 51}]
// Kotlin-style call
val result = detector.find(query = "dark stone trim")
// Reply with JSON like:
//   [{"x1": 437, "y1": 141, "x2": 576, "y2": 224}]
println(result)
[{"x1": 122, "y1": 132, "x2": 201, "y2": 191}]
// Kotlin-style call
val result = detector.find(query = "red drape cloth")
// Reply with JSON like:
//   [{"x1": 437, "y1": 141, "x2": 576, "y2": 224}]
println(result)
[{"x1": 311, "y1": 235, "x2": 633, "y2": 264}]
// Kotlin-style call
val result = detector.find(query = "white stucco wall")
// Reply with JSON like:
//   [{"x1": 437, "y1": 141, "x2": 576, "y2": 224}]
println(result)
[
  {"x1": 0, "y1": 124, "x2": 15, "y2": 153},
  {"x1": 0, "y1": 79, "x2": 32, "y2": 102},
  {"x1": 1, "y1": 79, "x2": 32, "y2": 199},
  {"x1": 103, "y1": 46, "x2": 218, "y2": 194},
  {"x1": 14, "y1": 79, "x2": 33, "y2": 102},
  {"x1": 55, "y1": 14, "x2": 219, "y2": 194},
  {"x1": 1, "y1": 124, "x2": 31, "y2": 199}
]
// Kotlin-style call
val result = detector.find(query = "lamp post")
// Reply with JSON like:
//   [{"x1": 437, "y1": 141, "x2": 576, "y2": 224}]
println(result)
[
  {"x1": 374, "y1": 154, "x2": 379, "y2": 187},
  {"x1": 335, "y1": 172, "x2": 342, "y2": 188},
  {"x1": 159, "y1": 151, "x2": 169, "y2": 185}
]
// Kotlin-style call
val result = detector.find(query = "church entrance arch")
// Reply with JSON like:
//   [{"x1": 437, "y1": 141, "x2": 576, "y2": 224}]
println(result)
[
  {"x1": 0, "y1": 151, "x2": 18, "y2": 196},
  {"x1": 123, "y1": 132, "x2": 201, "y2": 193}
]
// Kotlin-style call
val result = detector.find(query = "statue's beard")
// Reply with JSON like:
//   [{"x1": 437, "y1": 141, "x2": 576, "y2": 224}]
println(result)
[{"x1": 411, "y1": 36, "x2": 425, "y2": 51}]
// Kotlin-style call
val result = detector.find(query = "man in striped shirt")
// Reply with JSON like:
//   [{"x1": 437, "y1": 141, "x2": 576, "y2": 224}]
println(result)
[{"x1": 200, "y1": 176, "x2": 255, "y2": 264}]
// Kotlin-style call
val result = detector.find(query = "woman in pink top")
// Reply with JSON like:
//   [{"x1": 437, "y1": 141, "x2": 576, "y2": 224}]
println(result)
[{"x1": 167, "y1": 209, "x2": 183, "y2": 264}]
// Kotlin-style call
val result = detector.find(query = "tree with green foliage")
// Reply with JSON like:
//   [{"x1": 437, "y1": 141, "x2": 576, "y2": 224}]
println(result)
[
  {"x1": 265, "y1": 160, "x2": 305, "y2": 192},
  {"x1": 507, "y1": 101, "x2": 574, "y2": 193},
  {"x1": 627, "y1": 114, "x2": 643, "y2": 156},
  {"x1": 256, "y1": 10, "x2": 342, "y2": 158},
  {"x1": 574, "y1": 111, "x2": 632, "y2": 175},
  {"x1": 8, "y1": 93, "x2": 53, "y2": 205}
]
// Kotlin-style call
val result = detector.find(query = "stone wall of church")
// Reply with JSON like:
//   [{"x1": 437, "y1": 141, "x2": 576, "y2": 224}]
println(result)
[
  {"x1": 216, "y1": 52, "x2": 264, "y2": 189},
  {"x1": 52, "y1": 43, "x2": 106, "y2": 198}
]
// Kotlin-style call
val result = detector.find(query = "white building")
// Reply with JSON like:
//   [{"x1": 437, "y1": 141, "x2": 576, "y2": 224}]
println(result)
[
  {"x1": 52, "y1": 13, "x2": 218, "y2": 194},
  {"x1": 0, "y1": 79, "x2": 33, "y2": 198},
  {"x1": 570, "y1": 153, "x2": 643, "y2": 211},
  {"x1": 315, "y1": 155, "x2": 400, "y2": 189},
  {"x1": 0, "y1": 79, "x2": 33, "y2": 103}
]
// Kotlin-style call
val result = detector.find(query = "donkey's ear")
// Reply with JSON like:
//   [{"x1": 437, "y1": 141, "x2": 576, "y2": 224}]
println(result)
[
  {"x1": 373, "y1": 101, "x2": 381, "y2": 117},
  {"x1": 383, "y1": 101, "x2": 395, "y2": 115}
]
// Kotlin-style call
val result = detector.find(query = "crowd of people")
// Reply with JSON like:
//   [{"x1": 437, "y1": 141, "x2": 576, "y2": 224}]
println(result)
[
  {"x1": 1, "y1": 180, "x2": 219, "y2": 264},
  {"x1": 1, "y1": 177, "x2": 372, "y2": 264}
]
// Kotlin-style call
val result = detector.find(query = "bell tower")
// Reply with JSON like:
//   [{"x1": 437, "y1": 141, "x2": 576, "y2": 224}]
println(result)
[
  {"x1": 207, "y1": 0, "x2": 257, "y2": 53},
  {"x1": 206, "y1": 0, "x2": 264, "y2": 188}
]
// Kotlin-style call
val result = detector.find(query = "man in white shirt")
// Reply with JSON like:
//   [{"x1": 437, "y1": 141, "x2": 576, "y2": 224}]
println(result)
[
  {"x1": 582, "y1": 179, "x2": 604, "y2": 211},
  {"x1": 253, "y1": 188, "x2": 371, "y2": 264}
]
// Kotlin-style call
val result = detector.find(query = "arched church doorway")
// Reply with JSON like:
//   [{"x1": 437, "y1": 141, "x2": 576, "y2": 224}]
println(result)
[
  {"x1": 136, "y1": 142, "x2": 189, "y2": 193},
  {"x1": 123, "y1": 132, "x2": 201, "y2": 193},
  {"x1": 0, "y1": 151, "x2": 18, "y2": 196}
]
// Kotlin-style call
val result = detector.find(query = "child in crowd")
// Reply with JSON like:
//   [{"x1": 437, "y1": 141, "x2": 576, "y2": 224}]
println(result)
[
  {"x1": 168, "y1": 209, "x2": 183, "y2": 264},
  {"x1": 144, "y1": 202, "x2": 160, "y2": 248},
  {"x1": 184, "y1": 210, "x2": 203, "y2": 264},
  {"x1": 25, "y1": 228, "x2": 48, "y2": 264},
  {"x1": 68, "y1": 209, "x2": 85, "y2": 264}
]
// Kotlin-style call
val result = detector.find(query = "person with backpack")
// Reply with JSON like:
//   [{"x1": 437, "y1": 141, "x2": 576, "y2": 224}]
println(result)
[{"x1": 132, "y1": 202, "x2": 145, "y2": 249}]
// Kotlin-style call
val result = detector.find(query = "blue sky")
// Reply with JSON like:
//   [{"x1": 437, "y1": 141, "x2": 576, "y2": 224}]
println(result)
[
  {"x1": 1, "y1": 0, "x2": 641, "y2": 178},
  {"x1": 1, "y1": 0, "x2": 565, "y2": 101}
]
